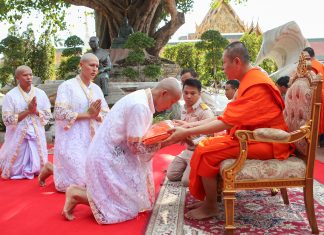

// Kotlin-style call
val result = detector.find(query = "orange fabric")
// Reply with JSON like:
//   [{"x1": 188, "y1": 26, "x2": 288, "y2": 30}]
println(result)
[
  {"x1": 311, "y1": 60, "x2": 324, "y2": 78},
  {"x1": 142, "y1": 120, "x2": 174, "y2": 145},
  {"x1": 311, "y1": 60, "x2": 324, "y2": 134},
  {"x1": 320, "y1": 89, "x2": 324, "y2": 134},
  {"x1": 189, "y1": 68, "x2": 295, "y2": 200}
]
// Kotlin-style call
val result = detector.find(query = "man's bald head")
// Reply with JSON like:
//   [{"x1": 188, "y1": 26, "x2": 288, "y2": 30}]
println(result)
[
  {"x1": 155, "y1": 77, "x2": 182, "y2": 97},
  {"x1": 224, "y1": 41, "x2": 250, "y2": 64},
  {"x1": 81, "y1": 53, "x2": 99, "y2": 63},
  {"x1": 15, "y1": 65, "x2": 32, "y2": 78},
  {"x1": 152, "y1": 77, "x2": 182, "y2": 112},
  {"x1": 15, "y1": 65, "x2": 33, "y2": 91}
]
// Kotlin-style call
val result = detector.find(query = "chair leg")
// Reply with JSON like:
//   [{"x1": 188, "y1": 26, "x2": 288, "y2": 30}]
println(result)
[
  {"x1": 270, "y1": 188, "x2": 279, "y2": 196},
  {"x1": 216, "y1": 174, "x2": 222, "y2": 203},
  {"x1": 304, "y1": 179, "x2": 319, "y2": 234},
  {"x1": 280, "y1": 188, "x2": 289, "y2": 205},
  {"x1": 223, "y1": 190, "x2": 236, "y2": 235}
]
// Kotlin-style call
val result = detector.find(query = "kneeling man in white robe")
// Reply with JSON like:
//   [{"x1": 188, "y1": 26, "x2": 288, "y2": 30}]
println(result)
[
  {"x1": 0, "y1": 65, "x2": 51, "y2": 179},
  {"x1": 46, "y1": 53, "x2": 109, "y2": 192},
  {"x1": 62, "y1": 77, "x2": 182, "y2": 224}
]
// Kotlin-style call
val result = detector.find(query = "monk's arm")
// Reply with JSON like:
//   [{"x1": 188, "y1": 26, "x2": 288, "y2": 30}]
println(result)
[
  {"x1": 182, "y1": 116, "x2": 216, "y2": 128},
  {"x1": 186, "y1": 119, "x2": 232, "y2": 136},
  {"x1": 162, "y1": 119, "x2": 232, "y2": 146}
]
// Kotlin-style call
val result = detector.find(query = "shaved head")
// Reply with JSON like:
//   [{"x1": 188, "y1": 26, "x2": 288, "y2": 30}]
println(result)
[
  {"x1": 152, "y1": 77, "x2": 182, "y2": 112},
  {"x1": 81, "y1": 53, "x2": 99, "y2": 63},
  {"x1": 15, "y1": 65, "x2": 32, "y2": 78},
  {"x1": 155, "y1": 77, "x2": 182, "y2": 97},
  {"x1": 89, "y1": 36, "x2": 99, "y2": 43},
  {"x1": 224, "y1": 41, "x2": 250, "y2": 64}
]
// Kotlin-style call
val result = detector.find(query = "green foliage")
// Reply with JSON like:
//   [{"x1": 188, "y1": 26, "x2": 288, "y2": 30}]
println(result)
[
  {"x1": 124, "y1": 32, "x2": 155, "y2": 51},
  {"x1": 62, "y1": 47, "x2": 82, "y2": 57},
  {"x1": 126, "y1": 50, "x2": 145, "y2": 65},
  {"x1": 163, "y1": 30, "x2": 247, "y2": 85},
  {"x1": 174, "y1": 43, "x2": 197, "y2": 69},
  {"x1": 195, "y1": 30, "x2": 229, "y2": 83},
  {"x1": 0, "y1": 0, "x2": 194, "y2": 38},
  {"x1": 0, "y1": 0, "x2": 69, "y2": 34},
  {"x1": 122, "y1": 67, "x2": 139, "y2": 80},
  {"x1": 239, "y1": 32, "x2": 277, "y2": 74},
  {"x1": 161, "y1": 42, "x2": 202, "y2": 72},
  {"x1": 0, "y1": 25, "x2": 55, "y2": 86},
  {"x1": 57, "y1": 56, "x2": 81, "y2": 80},
  {"x1": 0, "y1": 66, "x2": 14, "y2": 86},
  {"x1": 0, "y1": 34, "x2": 24, "y2": 85},
  {"x1": 160, "y1": 0, "x2": 194, "y2": 23},
  {"x1": 260, "y1": 58, "x2": 278, "y2": 74},
  {"x1": 162, "y1": 45, "x2": 177, "y2": 61},
  {"x1": 143, "y1": 65, "x2": 162, "y2": 80},
  {"x1": 123, "y1": 32, "x2": 161, "y2": 81},
  {"x1": 30, "y1": 33, "x2": 56, "y2": 81},
  {"x1": 64, "y1": 35, "x2": 84, "y2": 48},
  {"x1": 57, "y1": 35, "x2": 84, "y2": 80},
  {"x1": 239, "y1": 32, "x2": 262, "y2": 62}
]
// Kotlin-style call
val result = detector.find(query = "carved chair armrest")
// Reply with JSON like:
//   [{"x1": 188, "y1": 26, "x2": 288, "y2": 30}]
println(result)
[{"x1": 222, "y1": 121, "x2": 311, "y2": 190}]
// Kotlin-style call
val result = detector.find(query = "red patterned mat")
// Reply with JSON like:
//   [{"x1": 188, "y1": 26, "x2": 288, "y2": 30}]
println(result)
[
  {"x1": 184, "y1": 182, "x2": 324, "y2": 234},
  {"x1": 146, "y1": 180, "x2": 324, "y2": 235}
]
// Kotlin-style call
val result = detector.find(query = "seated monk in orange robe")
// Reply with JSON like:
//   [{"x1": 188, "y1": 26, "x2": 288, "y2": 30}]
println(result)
[
  {"x1": 163, "y1": 41, "x2": 295, "y2": 220},
  {"x1": 303, "y1": 47, "x2": 324, "y2": 136}
]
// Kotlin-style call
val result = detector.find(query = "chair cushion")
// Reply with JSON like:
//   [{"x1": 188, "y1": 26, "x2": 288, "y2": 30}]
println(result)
[
  {"x1": 284, "y1": 78, "x2": 312, "y2": 155},
  {"x1": 220, "y1": 157, "x2": 306, "y2": 180}
]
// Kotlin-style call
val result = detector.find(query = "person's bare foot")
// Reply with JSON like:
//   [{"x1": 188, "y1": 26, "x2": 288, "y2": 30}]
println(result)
[
  {"x1": 185, "y1": 202, "x2": 218, "y2": 220},
  {"x1": 186, "y1": 201, "x2": 203, "y2": 210},
  {"x1": 38, "y1": 162, "x2": 53, "y2": 187},
  {"x1": 62, "y1": 186, "x2": 78, "y2": 221}
]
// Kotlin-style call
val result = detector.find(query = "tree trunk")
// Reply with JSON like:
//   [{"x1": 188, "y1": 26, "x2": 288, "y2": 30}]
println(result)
[{"x1": 64, "y1": 0, "x2": 185, "y2": 56}]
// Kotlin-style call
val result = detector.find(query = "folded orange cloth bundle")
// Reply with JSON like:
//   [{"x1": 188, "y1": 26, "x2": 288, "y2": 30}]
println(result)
[{"x1": 142, "y1": 120, "x2": 175, "y2": 145}]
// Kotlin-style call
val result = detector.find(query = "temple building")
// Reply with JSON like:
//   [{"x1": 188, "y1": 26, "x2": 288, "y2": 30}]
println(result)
[{"x1": 192, "y1": 0, "x2": 262, "y2": 40}]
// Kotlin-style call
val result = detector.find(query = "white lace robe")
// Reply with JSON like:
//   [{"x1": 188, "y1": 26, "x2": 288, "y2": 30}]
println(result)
[
  {"x1": 0, "y1": 86, "x2": 51, "y2": 179},
  {"x1": 86, "y1": 89, "x2": 160, "y2": 224},
  {"x1": 53, "y1": 77, "x2": 109, "y2": 192}
]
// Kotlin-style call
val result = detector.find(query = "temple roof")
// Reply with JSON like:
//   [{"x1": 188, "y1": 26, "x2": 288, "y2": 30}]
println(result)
[{"x1": 194, "y1": 0, "x2": 261, "y2": 39}]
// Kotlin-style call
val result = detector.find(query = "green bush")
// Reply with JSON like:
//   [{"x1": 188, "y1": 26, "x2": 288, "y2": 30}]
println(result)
[
  {"x1": 62, "y1": 47, "x2": 82, "y2": 57},
  {"x1": 57, "y1": 56, "x2": 81, "y2": 80},
  {"x1": 0, "y1": 34, "x2": 25, "y2": 86},
  {"x1": 30, "y1": 32, "x2": 56, "y2": 81},
  {"x1": 126, "y1": 50, "x2": 145, "y2": 65},
  {"x1": 0, "y1": 25, "x2": 55, "y2": 85},
  {"x1": 57, "y1": 35, "x2": 84, "y2": 80},
  {"x1": 123, "y1": 32, "x2": 160, "y2": 81},
  {"x1": 122, "y1": 67, "x2": 139, "y2": 80},
  {"x1": 143, "y1": 64, "x2": 162, "y2": 80},
  {"x1": 64, "y1": 35, "x2": 84, "y2": 48},
  {"x1": 124, "y1": 32, "x2": 155, "y2": 51}
]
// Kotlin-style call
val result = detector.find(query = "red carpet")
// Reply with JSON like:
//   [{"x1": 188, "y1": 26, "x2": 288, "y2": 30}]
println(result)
[
  {"x1": 0, "y1": 144, "x2": 323, "y2": 235},
  {"x1": 0, "y1": 144, "x2": 184, "y2": 235},
  {"x1": 314, "y1": 160, "x2": 324, "y2": 184}
]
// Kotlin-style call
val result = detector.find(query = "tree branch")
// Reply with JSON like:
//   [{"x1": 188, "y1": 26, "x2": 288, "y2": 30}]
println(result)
[{"x1": 147, "y1": 0, "x2": 185, "y2": 56}]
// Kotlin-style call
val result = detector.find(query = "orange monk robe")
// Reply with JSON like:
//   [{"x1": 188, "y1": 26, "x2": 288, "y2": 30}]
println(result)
[
  {"x1": 311, "y1": 60, "x2": 324, "y2": 134},
  {"x1": 189, "y1": 68, "x2": 295, "y2": 200}
]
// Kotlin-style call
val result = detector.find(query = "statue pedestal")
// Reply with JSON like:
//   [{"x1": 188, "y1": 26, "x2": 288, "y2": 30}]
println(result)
[{"x1": 109, "y1": 48, "x2": 130, "y2": 64}]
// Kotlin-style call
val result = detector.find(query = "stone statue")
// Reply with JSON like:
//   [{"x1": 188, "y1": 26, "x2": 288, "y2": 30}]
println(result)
[
  {"x1": 89, "y1": 36, "x2": 112, "y2": 97},
  {"x1": 111, "y1": 17, "x2": 134, "y2": 49}
]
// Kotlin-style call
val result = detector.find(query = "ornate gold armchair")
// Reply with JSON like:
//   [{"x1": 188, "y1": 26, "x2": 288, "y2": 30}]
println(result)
[{"x1": 219, "y1": 52, "x2": 322, "y2": 235}]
